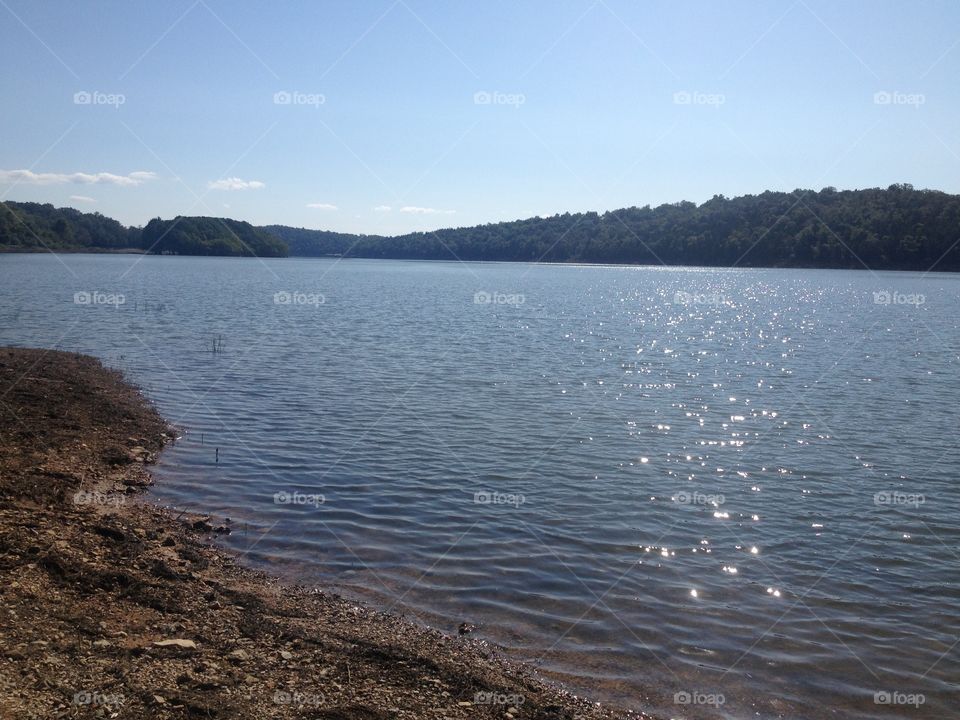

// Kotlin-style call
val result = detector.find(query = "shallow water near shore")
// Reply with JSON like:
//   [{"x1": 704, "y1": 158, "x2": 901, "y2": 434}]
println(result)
[{"x1": 2, "y1": 253, "x2": 958, "y2": 719}]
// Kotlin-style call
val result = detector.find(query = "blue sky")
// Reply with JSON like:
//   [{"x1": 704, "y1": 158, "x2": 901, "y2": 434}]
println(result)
[{"x1": 1, "y1": 0, "x2": 958, "y2": 234}]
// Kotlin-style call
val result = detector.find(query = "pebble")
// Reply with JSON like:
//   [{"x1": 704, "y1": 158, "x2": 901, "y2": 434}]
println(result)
[
  {"x1": 153, "y1": 639, "x2": 197, "y2": 649},
  {"x1": 279, "y1": 650, "x2": 293, "y2": 660},
  {"x1": 128, "y1": 446, "x2": 150, "y2": 462}
]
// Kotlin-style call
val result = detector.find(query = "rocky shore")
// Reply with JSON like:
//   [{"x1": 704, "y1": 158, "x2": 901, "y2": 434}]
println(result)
[{"x1": 0, "y1": 347, "x2": 643, "y2": 720}]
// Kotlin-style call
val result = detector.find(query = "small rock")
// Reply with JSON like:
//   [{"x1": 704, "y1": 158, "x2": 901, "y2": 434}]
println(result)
[
  {"x1": 279, "y1": 650, "x2": 293, "y2": 660},
  {"x1": 92, "y1": 640, "x2": 111, "y2": 648},
  {"x1": 227, "y1": 648, "x2": 249, "y2": 661},
  {"x1": 152, "y1": 695, "x2": 165, "y2": 705},
  {"x1": 153, "y1": 639, "x2": 197, "y2": 649},
  {"x1": 128, "y1": 446, "x2": 151, "y2": 462}
]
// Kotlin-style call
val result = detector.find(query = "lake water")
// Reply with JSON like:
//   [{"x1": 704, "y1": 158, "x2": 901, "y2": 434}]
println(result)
[{"x1": 1, "y1": 253, "x2": 957, "y2": 719}]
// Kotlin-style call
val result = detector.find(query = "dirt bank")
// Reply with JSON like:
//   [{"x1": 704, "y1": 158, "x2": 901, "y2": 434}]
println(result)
[{"x1": 0, "y1": 347, "x2": 644, "y2": 720}]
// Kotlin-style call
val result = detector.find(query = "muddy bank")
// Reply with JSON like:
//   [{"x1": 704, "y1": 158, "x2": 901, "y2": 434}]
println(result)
[{"x1": 0, "y1": 347, "x2": 645, "y2": 720}]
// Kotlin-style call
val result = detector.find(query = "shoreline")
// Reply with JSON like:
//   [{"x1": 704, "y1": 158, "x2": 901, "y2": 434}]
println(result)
[
  {"x1": 1, "y1": 248, "x2": 957, "y2": 273},
  {"x1": 0, "y1": 247, "x2": 148, "y2": 254},
  {"x1": 0, "y1": 347, "x2": 643, "y2": 719}
]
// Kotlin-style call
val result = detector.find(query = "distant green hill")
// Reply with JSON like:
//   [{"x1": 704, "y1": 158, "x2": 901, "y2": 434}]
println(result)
[
  {"x1": 262, "y1": 225, "x2": 361, "y2": 257},
  {"x1": 264, "y1": 185, "x2": 960, "y2": 271},
  {"x1": 0, "y1": 201, "x2": 141, "y2": 251},
  {"x1": 141, "y1": 216, "x2": 287, "y2": 257},
  {"x1": 0, "y1": 203, "x2": 287, "y2": 257}
]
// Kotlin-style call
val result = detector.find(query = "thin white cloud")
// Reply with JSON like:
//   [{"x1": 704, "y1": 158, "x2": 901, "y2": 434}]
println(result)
[
  {"x1": 373, "y1": 205, "x2": 392, "y2": 212},
  {"x1": 207, "y1": 177, "x2": 266, "y2": 191},
  {"x1": 69, "y1": 195, "x2": 96, "y2": 203},
  {"x1": 0, "y1": 169, "x2": 156, "y2": 186},
  {"x1": 400, "y1": 206, "x2": 455, "y2": 215},
  {"x1": 306, "y1": 202, "x2": 338, "y2": 210}
]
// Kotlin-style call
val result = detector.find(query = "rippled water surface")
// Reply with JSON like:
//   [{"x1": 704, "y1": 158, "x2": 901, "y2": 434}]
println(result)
[{"x1": 2, "y1": 254, "x2": 958, "y2": 719}]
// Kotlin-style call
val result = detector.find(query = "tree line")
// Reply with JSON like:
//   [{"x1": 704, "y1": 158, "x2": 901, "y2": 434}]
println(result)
[
  {"x1": 268, "y1": 185, "x2": 960, "y2": 271},
  {"x1": 3, "y1": 185, "x2": 959, "y2": 271},
  {"x1": 0, "y1": 201, "x2": 138, "y2": 251},
  {"x1": 140, "y1": 216, "x2": 286, "y2": 257},
  {"x1": 0, "y1": 204, "x2": 285, "y2": 257}
]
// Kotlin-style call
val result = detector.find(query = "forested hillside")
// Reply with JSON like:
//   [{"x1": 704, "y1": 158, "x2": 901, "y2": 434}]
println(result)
[
  {"x1": 0, "y1": 201, "x2": 141, "y2": 251},
  {"x1": 268, "y1": 186, "x2": 960, "y2": 271},
  {"x1": 261, "y1": 225, "x2": 358, "y2": 257},
  {"x1": 3, "y1": 186, "x2": 959, "y2": 270},
  {"x1": 141, "y1": 216, "x2": 287, "y2": 257}
]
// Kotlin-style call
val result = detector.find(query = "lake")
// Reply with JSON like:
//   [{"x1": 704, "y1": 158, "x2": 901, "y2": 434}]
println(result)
[{"x1": 1, "y1": 253, "x2": 957, "y2": 719}]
